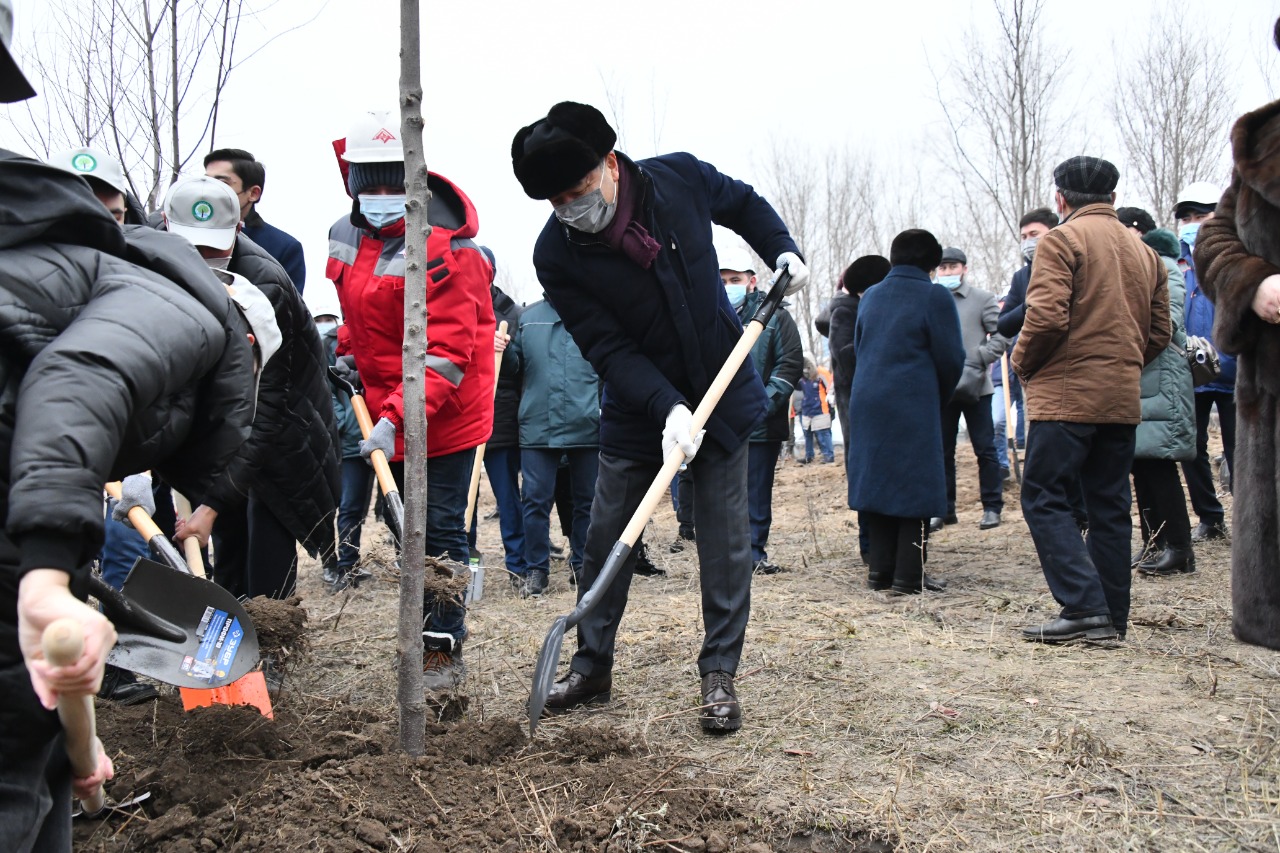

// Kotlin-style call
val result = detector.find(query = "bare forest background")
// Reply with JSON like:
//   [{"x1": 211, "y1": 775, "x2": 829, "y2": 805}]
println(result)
[{"x1": 6, "y1": 0, "x2": 1277, "y2": 363}]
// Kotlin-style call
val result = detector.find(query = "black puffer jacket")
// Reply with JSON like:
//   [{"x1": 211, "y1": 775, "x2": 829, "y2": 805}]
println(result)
[
  {"x1": 205, "y1": 236, "x2": 341, "y2": 558},
  {"x1": 490, "y1": 285, "x2": 522, "y2": 451},
  {"x1": 0, "y1": 150, "x2": 256, "y2": 663}
]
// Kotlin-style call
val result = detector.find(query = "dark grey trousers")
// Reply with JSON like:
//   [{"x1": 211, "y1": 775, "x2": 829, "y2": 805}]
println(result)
[{"x1": 572, "y1": 439, "x2": 752, "y2": 678}]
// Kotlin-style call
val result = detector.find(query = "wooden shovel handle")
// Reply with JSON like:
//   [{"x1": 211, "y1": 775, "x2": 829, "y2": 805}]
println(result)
[
  {"x1": 171, "y1": 492, "x2": 206, "y2": 578},
  {"x1": 42, "y1": 618, "x2": 106, "y2": 815},
  {"x1": 104, "y1": 481, "x2": 163, "y2": 540},
  {"x1": 349, "y1": 395, "x2": 400, "y2": 500},
  {"x1": 463, "y1": 321, "x2": 508, "y2": 530}
]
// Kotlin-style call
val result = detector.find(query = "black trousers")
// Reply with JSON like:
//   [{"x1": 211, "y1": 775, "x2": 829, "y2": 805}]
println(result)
[
  {"x1": 942, "y1": 395, "x2": 1004, "y2": 513},
  {"x1": 1131, "y1": 458, "x2": 1192, "y2": 551},
  {"x1": 212, "y1": 491, "x2": 298, "y2": 600},
  {"x1": 1181, "y1": 390, "x2": 1235, "y2": 523},
  {"x1": 862, "y1": 512, "x2": 929, "y2": 590},
  {"x1": 574, "y1": 440, "x2": 751, "y2": 678},
  {"x1": 0, "y1": 662, "x2": 72, "y2": 853},
  {"x1": 1022, "y1": 421, "x2": 1135, "y2": 631}
]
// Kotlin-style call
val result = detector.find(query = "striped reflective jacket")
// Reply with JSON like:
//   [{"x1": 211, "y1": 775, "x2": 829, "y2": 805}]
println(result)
[{"x1": 326, "y1": 171, "x2": 495, "y2": 459}]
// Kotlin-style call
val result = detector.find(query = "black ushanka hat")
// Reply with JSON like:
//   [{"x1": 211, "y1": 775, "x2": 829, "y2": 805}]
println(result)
[{"x1": 511, "y1": 102, "x2": 617, "y2": 200}]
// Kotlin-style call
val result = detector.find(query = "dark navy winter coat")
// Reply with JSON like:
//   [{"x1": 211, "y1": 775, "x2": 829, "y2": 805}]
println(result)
[
  {"x1": 846, "y1": 267, "x2": 965, "y2": 518},
  {"x1": 243, "y1": 210, "x2": 306, "y2": 296},
  {"x1": 533, "y1": 152, "x2": 798, "y2": 463},
  {"x1": 996, "y1": 263, "x2": 1032, "y2": 339}
]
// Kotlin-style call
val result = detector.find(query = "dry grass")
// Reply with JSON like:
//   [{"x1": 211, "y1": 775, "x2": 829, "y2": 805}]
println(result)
[{"x1": 291, "y1": 437, "x2": 1280, "y2": 852}]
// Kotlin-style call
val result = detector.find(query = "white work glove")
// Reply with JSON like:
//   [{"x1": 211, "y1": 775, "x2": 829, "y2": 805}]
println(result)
[
  {"x1": 826, "y1": 392, "x2": 835, "y2": 405},
  {"x1": 111, "y1": 473, "x2": 155, "y2": 526},
  {"x1": 775, "y1": 251, "x2": 809, "y2": 295},
  {"x1": 360, "y1": 416, "x2": 397, "y2": 462},
  {"x1": 662, "y1": 404, "x2": 705, "y2": 464}
]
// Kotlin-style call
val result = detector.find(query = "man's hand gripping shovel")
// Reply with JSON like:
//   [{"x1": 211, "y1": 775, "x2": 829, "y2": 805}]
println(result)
[{"x1": 525, "y1": 266, "x2": 794, "y2": 735}]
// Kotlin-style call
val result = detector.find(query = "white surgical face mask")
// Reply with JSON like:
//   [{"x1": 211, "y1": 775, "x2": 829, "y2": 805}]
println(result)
[
  {"x1": 553, "y1": 164, "x2": 618, "y2": 233},
  {"x1": 315, "y1": 320, "x2": 338, "y2": 336},
  {"x1": 358, "y1": 194, "x2": 407, "y2": 229},
  {"x1": 1020, "y1": 237, "x2": 1039, "y2": 264},
  {"x1": 204, "y1": 255, "x2": 232, "y2": 271}
]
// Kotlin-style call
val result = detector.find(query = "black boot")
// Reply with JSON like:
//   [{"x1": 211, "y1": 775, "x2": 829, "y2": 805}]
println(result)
[
  {"x1": 99, "y1": 664, "x2": 158, "y2": 705},
  {"x1": 1137, "y1": 547, "x2": 1196, "y2": 576}
]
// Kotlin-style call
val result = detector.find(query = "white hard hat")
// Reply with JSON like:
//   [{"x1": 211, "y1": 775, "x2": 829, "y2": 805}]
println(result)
[
  {"x1": 1174, "y1": 181, "x2": 1222, "y2": 216},
  {"x1": 341, "y1": 110, "x2": 404, "y2": 163},
  {"x1": 48, "y1": 146, "x2": 130, "y2": 196},
  {"x1": 718, "y1": 246, "x2": 756, "y2": 275},
  {"x1": 305, "y1": 281, "x2": 342, "y2": 321}
]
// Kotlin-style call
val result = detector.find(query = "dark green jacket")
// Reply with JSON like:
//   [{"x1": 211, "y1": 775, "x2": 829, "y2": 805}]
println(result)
[
  {"x1": 1135, "y1": 232, "x2": 1195, "y2": 461},
  {"x1": 736, "y1": 290, "x2": 803, "y2": 442},
  {"x1": 512, "y1": 299, "x2": 600, "y2": 449}
]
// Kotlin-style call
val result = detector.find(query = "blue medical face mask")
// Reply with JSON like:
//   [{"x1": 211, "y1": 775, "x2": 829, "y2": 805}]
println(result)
[
  {"x1": 1178, "y1": 222, "x2": 1201, "y2": 252},
  {"x1": 358, "y1": 194, "x2": 406, "y2": 229},
  {"x1": 315, "y1": 320, "x2": 338, "y2": 336},
  {"x1": 936, "y1": 274, "x2": 963, "y2": 291},
  {"x1": 724, "y1": 284, "x2": 748, "y2": 307}
]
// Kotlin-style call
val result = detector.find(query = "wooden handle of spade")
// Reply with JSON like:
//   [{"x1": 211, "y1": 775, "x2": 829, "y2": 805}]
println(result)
[{"x1": 42, "y1": 618, "x2": 107, "y2": 815}]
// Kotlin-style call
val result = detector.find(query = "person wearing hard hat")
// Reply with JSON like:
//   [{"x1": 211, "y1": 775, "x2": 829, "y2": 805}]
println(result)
[
  {"x1": 205, "y1": 148, "x2": 307, "y2": 295},
  {"x1": 720, "y1": 247, "x2": 803, "y2": 576},
  {"x1": 1175, "y1": 181, "x2": 1234, "y2": 544},
  {"x1": 510, "y1": 101, "x2": 809, "y2": 732},
  {"x1": 327, "y1": 109, "x2": 495, "y2": 692},
  {"x1": 0, "y1": 2, "x2": 260, "y2": 844},
  {"x1": 164, "y1": 176, "x2": 340, "y2": 614}
]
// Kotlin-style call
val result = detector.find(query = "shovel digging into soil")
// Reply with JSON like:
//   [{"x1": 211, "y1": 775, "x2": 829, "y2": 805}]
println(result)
[
  {"x1": 526, "y1": 267, "x2": 793, "y2": 734},
  {"x1": 96, "y1": 482, "x2": 260, "y2": 690}
]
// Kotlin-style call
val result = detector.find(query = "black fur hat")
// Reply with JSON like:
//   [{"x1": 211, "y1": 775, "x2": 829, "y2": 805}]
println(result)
[
  {"x1": 889, "y1": 229, "x2": 943, "y2": 273},
  {"x1": 511, "y1": 102, "x2": 617, "y2": 200},
  {"x1": 840, "y1": 255, "x2": 891, "y2": 295}
]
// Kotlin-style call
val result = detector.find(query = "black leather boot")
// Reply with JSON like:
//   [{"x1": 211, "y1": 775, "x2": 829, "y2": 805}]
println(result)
[
  {"x1": 700, "y1": 671, "x2": 741, "y2": 732},
  {"x1": 1137, "y1": 547, "x2": 1196, "y2": 576}
]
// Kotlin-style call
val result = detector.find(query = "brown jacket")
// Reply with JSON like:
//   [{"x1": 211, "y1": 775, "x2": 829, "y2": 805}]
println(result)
[{"x1": 1011, "y1": 203, "x2": 1170, "y2": 424}]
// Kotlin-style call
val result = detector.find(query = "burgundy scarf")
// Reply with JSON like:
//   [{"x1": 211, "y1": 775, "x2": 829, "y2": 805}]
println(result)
[{"x1": 599, "y1": 162, "x2": 661, "y2": 269}]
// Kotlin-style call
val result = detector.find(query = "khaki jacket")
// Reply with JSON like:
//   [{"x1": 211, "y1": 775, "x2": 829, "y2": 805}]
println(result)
[{"x1": 1012, "y1": 204, "x2": 1170, "y2": 424}]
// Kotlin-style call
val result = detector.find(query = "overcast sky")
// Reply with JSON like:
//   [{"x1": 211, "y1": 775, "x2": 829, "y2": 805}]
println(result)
[{"x1": 8, "y1": 0, "x2": 1278, "y2": 312}]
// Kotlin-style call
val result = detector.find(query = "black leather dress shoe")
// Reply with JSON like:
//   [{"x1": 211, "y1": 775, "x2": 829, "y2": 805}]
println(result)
[
  {"x1": 979, "y1": 509, "x2": 1001, "y2": 530},
  {"x1": 867, "y1": 572, "x2": 892, "y2": 591},
  {"x1": 1021, "y1": 614, "x2": 1117, "y2": 642},
  {"x1": 1137, "y1": 547, "x2": 1196, "y2": 576},
  {"x1": 700, "y1": 671, "x2": 741, "y2": 732},
  {"x1": 543, "y1": 670, "x2": 612, "y2": 714},
  {"x1": 1191, "y1": 520, "x2": 1228, "y2": 542},
  {"x1": 928, "y1": 517, "x2": 944, "y2": 533}
]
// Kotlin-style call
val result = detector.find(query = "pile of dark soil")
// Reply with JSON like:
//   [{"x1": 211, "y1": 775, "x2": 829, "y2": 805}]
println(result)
[
  {"x1": 243, "y1": 595, "x2": 309, "y2": 668},
  {"x1": 77, "y1": 694, "x2": 878, "y2": 852}
]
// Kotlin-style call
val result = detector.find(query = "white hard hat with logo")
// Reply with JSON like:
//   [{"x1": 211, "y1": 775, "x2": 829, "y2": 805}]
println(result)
[
  {"x1": 342, "y1": 110, "x2": 404, "y2": 163},
  {"x1": 48, "y1": 146, "x2": 130, "y2": 196}
]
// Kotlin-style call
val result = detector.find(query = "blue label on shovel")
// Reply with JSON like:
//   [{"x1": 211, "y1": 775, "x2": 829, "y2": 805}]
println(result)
[{"x1": 184, "y1": 608, "x2": 242, "y2": 683}]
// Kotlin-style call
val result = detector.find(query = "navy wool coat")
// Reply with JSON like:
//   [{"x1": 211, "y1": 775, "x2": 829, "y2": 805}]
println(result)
[
  {"x1": 846, "y1": 266, "x2": 965, "y2": 518},
  {"x1": 533, "y1": 152, "x2": 798, "y2": 463}
]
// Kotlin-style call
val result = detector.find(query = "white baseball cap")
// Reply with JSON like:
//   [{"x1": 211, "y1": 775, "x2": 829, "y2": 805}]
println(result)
[
  {"x1": 48, "y1": 146, "x2": 130, "y2": 196},
  {"x1": 164, "y1": 175, "x2": 240, "y2": 251},
  {"x1": 718, "y1": 246, "x2": 756, "y2": 275}
]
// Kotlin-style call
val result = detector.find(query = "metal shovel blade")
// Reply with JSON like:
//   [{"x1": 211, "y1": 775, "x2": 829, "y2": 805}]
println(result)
[
  {"x1": 526, "y1": 615, "x2": 568, "y2": 732},
  {"x1": 99, "y1": 558, "x2": 260, "y2": 688}
]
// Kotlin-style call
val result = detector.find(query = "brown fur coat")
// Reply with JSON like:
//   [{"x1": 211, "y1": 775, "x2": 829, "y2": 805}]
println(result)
[{"x1": 1195, "y1": 95, "x2": 1280, "y2": 650}]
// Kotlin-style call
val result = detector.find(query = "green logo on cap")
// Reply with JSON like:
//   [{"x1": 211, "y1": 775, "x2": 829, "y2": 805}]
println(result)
[
  {"x1": 191, "y1": 200, "x2": 214, "y2": 222},
  {"x1": 71, "y1": 153, "x2": 97, "y2": 173}
]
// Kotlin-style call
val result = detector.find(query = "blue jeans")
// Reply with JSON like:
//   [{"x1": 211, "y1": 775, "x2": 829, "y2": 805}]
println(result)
[
  {"x1": 100, "y1": 499, "x2": 149, "y2": 591},
  {"x1": 467, "y1": 448, "x2": 526, "y2": 576},
  {"x1": 992, "y1": 376, "x2": 1026, "y2": 468},
  {"x1": 1021, "y1": 421, "x2": 1135, "y2": 632},
  {"x1": 804, "y1": 427, "x2": 834, "y2": 463},
  {"x1": 337, "y1": 457, "x2": 374, "y2": 571},
  {"x1": 747, "y1": 441, "x2": 781, "y2": 562},
  {"x1": 522, "y1": 447, "x2": 596, "y2": 576},
  {"x1": 389, "y1": 448, "x2": 475, "y2": 643}
]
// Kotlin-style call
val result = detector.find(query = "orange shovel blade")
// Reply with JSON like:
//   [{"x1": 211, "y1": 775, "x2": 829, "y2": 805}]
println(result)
[{"x1": 179, "y1": 670, "x2": 273, "y2": 719}]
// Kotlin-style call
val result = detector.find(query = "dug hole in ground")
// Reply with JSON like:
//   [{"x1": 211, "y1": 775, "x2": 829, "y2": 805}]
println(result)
[{"x1": 76, "y1": 430, "x2": 1277, "y2": 852}]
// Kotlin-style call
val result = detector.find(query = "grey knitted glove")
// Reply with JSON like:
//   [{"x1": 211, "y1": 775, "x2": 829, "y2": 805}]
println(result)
[
  {"x1": 111, "y1": 473, "x2": 155, "y2": 526},
  {"x1": 359, "y1": 417, "x2": 396, "y2": 462}
]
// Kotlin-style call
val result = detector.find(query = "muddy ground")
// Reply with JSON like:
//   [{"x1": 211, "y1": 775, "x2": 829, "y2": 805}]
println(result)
[{"x1": 76, "y1": 430, "x2": 1278, "y2": 852}]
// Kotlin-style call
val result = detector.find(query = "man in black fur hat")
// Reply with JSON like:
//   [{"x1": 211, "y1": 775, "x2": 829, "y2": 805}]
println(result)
[{"x1": 511, "y1": 101, "x2": 808, "y2": 732}]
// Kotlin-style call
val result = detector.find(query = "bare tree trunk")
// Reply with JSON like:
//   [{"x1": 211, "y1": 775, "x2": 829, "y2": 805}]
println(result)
[{"x1": 397, "y1": 0, "x2": 430, "y2": 757}]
